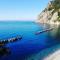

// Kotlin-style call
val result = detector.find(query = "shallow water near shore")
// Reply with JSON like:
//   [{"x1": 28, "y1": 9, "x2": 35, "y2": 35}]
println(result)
[{"x1": 0, "y1": 21, "x2": 60, "y2": 60}]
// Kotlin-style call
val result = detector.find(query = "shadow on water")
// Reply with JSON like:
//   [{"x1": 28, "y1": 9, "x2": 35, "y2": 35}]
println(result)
[
  {"x1": 46, "y1": 24, "x2": 60, "y2": 46},
  {"x1": 37, "y1": 24, "x2": 60, "y2": 46}
]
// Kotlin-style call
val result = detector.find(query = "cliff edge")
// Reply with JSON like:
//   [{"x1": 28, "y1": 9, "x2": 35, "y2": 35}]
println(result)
[{"x1": 37, "y1": 0, "x2": 60, "y2": 24}]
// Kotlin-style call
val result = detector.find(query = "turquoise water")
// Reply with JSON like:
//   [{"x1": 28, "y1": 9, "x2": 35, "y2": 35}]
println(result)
[{"x1": 0, "y1": 21, "x2": 60, "y2": 60}]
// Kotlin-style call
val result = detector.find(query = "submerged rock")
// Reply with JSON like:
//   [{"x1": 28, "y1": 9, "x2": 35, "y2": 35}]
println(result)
[{"x1": 0, "y1": 47, "x2": 11, "y2": 57}]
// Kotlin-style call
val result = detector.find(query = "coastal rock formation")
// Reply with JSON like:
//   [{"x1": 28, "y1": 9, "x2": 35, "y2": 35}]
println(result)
[
  {"x1": 37, "y1": 0, "x2": 60, "y2": 24},
  {"x1": 0, "y1": 35, "x2": 22, "y2": 46}
]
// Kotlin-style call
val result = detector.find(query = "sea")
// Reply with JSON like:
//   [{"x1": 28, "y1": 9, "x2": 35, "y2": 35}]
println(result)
[{"x1": 0, "y1": 21, "x2": 60, "y2": 60}]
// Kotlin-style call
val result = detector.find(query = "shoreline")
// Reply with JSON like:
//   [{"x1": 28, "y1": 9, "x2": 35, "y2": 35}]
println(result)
[
  {"x1": 27, "y1": 44, "x2": 60, "y2": 60},
  {"x1": 35, "y1": 20, "x2": 60, "y2": 25}
]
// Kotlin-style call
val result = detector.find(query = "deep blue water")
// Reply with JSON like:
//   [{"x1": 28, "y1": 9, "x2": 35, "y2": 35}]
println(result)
[{"x1": 0, "y1": 21, "x2": 60, "y2": 60}]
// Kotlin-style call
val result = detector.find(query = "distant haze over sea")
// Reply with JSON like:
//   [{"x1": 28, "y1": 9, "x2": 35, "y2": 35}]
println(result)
[{"x1": 0, "y1": 19, "x2": 35, "y2": 21}]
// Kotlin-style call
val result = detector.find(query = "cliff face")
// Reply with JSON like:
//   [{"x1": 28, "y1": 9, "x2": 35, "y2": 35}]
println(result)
[{"x1": 37, "y1": 0, "x2": 60, "y2": 24}]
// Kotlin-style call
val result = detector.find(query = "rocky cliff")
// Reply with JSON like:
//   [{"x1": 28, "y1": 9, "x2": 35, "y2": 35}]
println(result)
[{"x1": 37, "y1": 0, "x2": 60, "y2": 24}]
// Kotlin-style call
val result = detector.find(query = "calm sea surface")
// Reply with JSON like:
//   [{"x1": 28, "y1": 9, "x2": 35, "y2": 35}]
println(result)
[{"x1": 0, "y1": 21, "x2": 60, "y2": 60}]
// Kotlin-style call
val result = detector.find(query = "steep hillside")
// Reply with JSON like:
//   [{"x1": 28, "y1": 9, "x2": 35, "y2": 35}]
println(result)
[{"x1": 37, "y1": 0, "x2": 60, "y2": 24}]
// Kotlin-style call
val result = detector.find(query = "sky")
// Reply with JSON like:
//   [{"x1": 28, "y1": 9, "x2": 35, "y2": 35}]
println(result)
[{"x1": 0, "y1": 0, "x2": 50, "y2": 21}]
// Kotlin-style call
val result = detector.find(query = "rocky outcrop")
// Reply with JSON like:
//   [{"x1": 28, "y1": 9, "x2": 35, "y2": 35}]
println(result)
[
  {"x1": 0, "y1": 35, "x2": 22, "y2": 46},
  {"x1": 37, "y1": 0, "x2": 60, "y2": 24}
]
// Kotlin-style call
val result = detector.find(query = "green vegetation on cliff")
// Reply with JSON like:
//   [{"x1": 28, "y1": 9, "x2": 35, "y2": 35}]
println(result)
[
  {"x1": 37, "y1": 0, "x2": 60, "y2": 23},
  {"x1": 48, "y1": 0, "x2": 60, "y2": 21}
]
